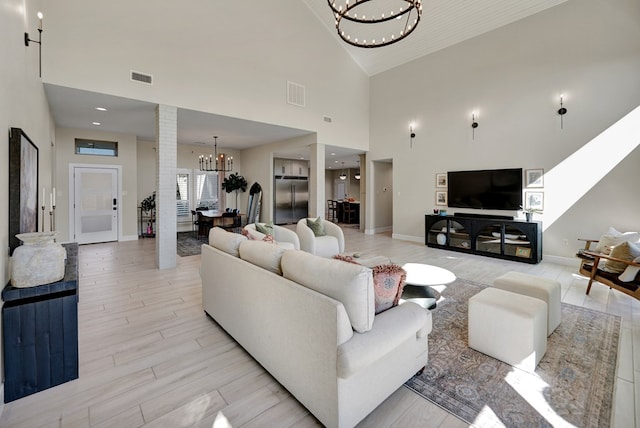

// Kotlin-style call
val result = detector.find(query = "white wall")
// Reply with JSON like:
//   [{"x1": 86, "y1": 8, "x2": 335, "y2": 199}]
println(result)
[
  {"x1": 1, "y1": 0, "x2": 54, "y2": 406},
  {"x1": 41, "y1": 1, "x2": 370, "y2": 152},
  {"x1": 55, "y1": 128, "x2": 139, "y2": 242},
  {"x1": 369, "y1": 0, "x2": 640, "y2": 258}
]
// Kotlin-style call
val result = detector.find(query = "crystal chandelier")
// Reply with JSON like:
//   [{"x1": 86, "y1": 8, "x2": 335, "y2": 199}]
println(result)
[
  {"x1": 327, "y1": 0, "x2": 423, "y2": 48},
  {"x1": 199, "y1": 136, "x2": 233, "y2": 172}
]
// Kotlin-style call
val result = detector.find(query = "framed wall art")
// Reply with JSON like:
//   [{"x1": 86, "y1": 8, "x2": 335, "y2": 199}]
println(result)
[
  {"x1": 525, "y1": 169, "x2": 544, "y2": 188},
  {"x1": 524, "y1": 191, "x2": 544, "y2": 211},
  {"x1": 436, "y1": 173, "x2": 447, "y2": 188},
  {"x1": 435, "y1": 191, "x2": 448, "y2": 206},
  {"x1": 9, "y1": 127, "x2": 39, "y2": 255}
]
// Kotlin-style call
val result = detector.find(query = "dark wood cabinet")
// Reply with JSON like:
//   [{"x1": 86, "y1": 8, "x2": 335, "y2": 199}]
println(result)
[
  {"x1": 2, "y1": 243, "x2": 79, "y2": 402},
  {"x1": 425, "y1": 214, "x2": 542, "y2": 264}
]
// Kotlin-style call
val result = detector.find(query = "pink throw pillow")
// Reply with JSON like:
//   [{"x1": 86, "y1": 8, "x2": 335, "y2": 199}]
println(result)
[{"x1": 372, "y1": 264, "x2": 407, "y2": 314}]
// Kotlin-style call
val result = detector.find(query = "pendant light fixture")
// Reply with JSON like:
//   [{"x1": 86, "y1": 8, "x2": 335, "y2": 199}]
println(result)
[
  {"x1": 327, "y1": 0, "x2": 423, "y2": 48},
  {"x1": 339, "y1": 162, "x2": 347, "y2": 180},
  {"x1": 354, "y1": 160, "x2": 361, "y2": 180},
  {"x1": 199, "y1": 136, "x2": 233, "y2": 172}
]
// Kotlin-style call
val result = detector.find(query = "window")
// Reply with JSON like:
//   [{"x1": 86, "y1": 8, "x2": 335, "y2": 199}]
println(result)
[
  {"x1": 176, "y1": 172, "x2": 190, "y2": 218},
  {"x1": 195, "y1": 171, "x2": 220, "y2": 210},
  {"x1": 75, "y1": 138, "x2": 118, "y2": 156}
]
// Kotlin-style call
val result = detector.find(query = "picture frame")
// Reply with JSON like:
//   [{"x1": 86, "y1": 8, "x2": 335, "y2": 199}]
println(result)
[
  {"x1": 9, "y1": 128, "x2": 39, "y2": 255},
  {"x1": 436, "y1": 173, "x2": 447, "y2": 188},
  {"x1": 515, "y1": 246, "x2": 532, "y2": 258},
  {"x1": 524, "y1": 191, "x2": 544, "y2": 211},
  {"x1": 435, "y1": 191, "x2": 448, "y2": 206},
  {"x1": 525, "y1": 169, "x2": 544, "y2": 188}
]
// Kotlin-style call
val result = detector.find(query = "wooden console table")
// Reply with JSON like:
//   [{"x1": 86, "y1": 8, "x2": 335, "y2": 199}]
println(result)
[{"x1": 2, "y1": 243, "x2": 79, "y2": 402}]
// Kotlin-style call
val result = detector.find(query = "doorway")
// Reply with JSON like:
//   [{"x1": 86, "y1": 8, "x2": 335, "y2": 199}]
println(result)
[
  {"x1": 371, "y1": 160, "x2": 393, "y2": 233},
  {"x1": 71, "y1": 166, "x2": 120, "y2": 244}
]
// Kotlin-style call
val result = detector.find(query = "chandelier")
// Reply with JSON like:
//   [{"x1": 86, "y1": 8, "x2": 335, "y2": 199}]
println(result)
[
  {"x1": 327, "y1": 0, "x2": 423, "y2": 48},
  {"x1": 199, "y1": 136, "x2": 233, "y2": 172}
]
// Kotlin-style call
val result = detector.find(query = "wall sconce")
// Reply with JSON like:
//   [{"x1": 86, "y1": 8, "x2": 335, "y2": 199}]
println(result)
[
  {"x1": 24, "y1": 11, "x2": 44, "y2": 78},
  {"x1": 471, "y1": 112, "x2": 479, "y2": 140},
  {"x1": 409, "y1": 123, "x2": 416, "y2": 148},
  {"x1": 557, "y1": 94, "x2": 567, "y2": 129}
]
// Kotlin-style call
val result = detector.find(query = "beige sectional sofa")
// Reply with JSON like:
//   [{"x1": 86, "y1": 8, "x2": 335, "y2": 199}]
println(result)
[{"x1": 201, "y1": 228, "x2": 432, "y2": 427}]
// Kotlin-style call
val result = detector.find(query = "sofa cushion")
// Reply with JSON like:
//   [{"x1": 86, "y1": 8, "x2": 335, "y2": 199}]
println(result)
[
  {"x1": 306, "y1": 217, "x2": 326, "y2": 237},
  {"x1": 281, "y1": 250, "x2": 374, "y2": 333},
  {"x1": 619, "y1": 256, "x2": 640, "y2": 282},
  {"x1": 605, "y1": 241, "x2": 640, "y2": 274},
  {"x1": 239, "y1": 240, "x2": 287, "y2": 275},
  {"x1": 209, "y1": 227, "x2": 247, "y2": 257}
]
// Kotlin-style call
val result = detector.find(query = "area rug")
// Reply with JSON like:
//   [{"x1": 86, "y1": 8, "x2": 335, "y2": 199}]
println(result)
[
  {"x1": 177, "y1": 231, "x2": 203, "y2": 257},
  {"x1": 405, "y1": 278, "x2": 620, "y2": 428}
]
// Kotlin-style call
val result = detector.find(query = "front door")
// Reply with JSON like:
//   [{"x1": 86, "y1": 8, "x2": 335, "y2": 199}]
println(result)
[{"x1": 73, "y1": 167, "x2": 119, "y2": 244}]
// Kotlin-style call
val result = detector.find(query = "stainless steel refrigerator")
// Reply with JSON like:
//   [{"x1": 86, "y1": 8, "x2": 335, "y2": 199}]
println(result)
[{"x1": 274, "y1": 176, "x2": 308, "y2": 225}]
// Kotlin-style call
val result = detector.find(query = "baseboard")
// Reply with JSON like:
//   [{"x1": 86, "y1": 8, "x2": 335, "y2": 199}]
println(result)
[
  {"x1": 364, "y1": 226, "x2": 392, "y2": 235},
  {"x1": 119, "y1": 234, "x2": 139, "y2": 242},
  {"x1": 392, "y1": 233, "x2": 423, "y2": 243},
  {"x1": 542, "y1": 254, "x2": 580, "y2": 267}
]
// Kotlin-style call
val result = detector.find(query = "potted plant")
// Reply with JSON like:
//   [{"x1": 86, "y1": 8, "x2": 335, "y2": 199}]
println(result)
[
  {"x1": 141, "y1": 192, "x2": 156, "y2": 214},
  {"x1": 521, "y1": 205, "x2": 542, "y2": 222},
  {"x1": 221, "y1": 173, "x2": 248, "y2": 209}
]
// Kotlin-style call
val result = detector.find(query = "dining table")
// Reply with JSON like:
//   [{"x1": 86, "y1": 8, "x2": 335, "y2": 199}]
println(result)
[{"x1": 197, "y1": 210, "x2": 243, "y2": 237}]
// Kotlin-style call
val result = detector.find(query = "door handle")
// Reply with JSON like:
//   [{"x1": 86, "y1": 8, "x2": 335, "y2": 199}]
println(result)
[{"x1": 113, "y1": 198, "x2": 117, "y2": 206}]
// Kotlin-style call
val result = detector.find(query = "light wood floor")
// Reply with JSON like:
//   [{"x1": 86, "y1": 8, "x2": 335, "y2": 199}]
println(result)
[{"x1": 0, "y1": 227, "x2": 638, "y2": 427}]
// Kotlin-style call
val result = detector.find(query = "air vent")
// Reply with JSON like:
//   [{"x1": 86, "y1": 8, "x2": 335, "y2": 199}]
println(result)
[
  {"x1": 323, "y1": 116, "x2": 332, "y2": 123},
  {"x1": 131, "y1": 70, "x2": 153, "y2": 85},
  {"x1": 287, "y1": 81, "x2": 305, "y2": 107}
]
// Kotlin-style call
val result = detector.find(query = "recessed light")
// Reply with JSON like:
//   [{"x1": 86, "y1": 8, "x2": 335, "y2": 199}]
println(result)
[
  {"x1": 95, "y1": 107, "x2": 107, "y2": 111},
  {"x1": 92, "y1": 122, "x2": 101, "y2": 126},
  {"x1": 331, "y1": 152, "x2": 336, "y2": 156},
  {"x1": 334, "y1": 160, "x2": 338, "y2": 164}
]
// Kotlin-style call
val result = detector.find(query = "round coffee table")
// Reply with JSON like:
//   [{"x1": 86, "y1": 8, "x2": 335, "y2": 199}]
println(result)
[{"x1": 401, "y1": 263, "x2": 456, "y2": 310}]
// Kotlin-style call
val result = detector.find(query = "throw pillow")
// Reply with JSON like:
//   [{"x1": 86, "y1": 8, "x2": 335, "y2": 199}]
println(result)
[
  {"x1": 604, "y1": 241, "x2": 640, "y2": 274},
  {"x1": 595, "y1": 227, "x2": 640, "y2": 254},
  {"x1": 255, "y1": 222, "x2": 274, "y2": 236},
  {"x1": 372, "y1": 264, "x2": 407, "y2": 314},
  {"x1": 306, "y1": 217, "x2": 326, "y2": 237},
  {"x1": 333, "y1": 254, "x2": 359, "y2": 264},
  {"x1": 619, "y1": 256, "x2": 640, "y2": 282}
]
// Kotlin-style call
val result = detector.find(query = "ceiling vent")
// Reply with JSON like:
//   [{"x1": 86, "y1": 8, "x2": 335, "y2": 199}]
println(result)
[
  {"x1": 287, "y1": 81, "x2": 305, "y2": 107},
  {"x1": 131, "y1": 70, "x2": 153, "y2": 85}
]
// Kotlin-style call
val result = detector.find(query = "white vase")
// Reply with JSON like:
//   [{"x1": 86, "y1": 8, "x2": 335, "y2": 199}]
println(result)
[
  {"x1": 11, "y1": 232, "x2": 66, "y2": 288},
  {"x1": 436, "y1": 233, "x2": 447, "y2": 245}
]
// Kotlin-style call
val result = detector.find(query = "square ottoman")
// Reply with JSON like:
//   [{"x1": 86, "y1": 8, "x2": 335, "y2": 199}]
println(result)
[
  {"x1": 468, "y1": 287, "x2": 547, "y2": 372},
  {"x1": 493, "y1": 271, "x2": 561, "y2": 335}
]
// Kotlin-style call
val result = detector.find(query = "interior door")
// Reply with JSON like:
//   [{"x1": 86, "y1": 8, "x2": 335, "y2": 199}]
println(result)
[
  {"x1": 334, "y1": 180, "x2": 346, "y2": 200},
  {"x1": 74, "y1": 167, "x2": 118, "y2": 244}
]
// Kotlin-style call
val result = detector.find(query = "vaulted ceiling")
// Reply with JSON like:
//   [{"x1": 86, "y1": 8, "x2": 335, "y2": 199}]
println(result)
[{"x1": 44, "y1": 1, "x2": 568, "y2": 167}]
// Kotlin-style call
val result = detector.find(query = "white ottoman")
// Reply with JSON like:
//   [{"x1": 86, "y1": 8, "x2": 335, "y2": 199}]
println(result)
[
  {"x1": 493, "y1": 271, "x2": 561, "y2": 336},
  {"x1": 468, "y1": 288, "x2": 547, "y2": 372}
]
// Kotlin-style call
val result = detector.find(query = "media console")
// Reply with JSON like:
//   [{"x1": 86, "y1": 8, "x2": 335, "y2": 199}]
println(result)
[{"x1": 425, "y1": 214, "x2": 542, "y2": 264}]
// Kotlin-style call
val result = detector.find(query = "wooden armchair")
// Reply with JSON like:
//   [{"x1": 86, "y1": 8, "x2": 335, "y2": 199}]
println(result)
[{"x1": 577, "y1": 238, "x2": 640, "y2": 300}]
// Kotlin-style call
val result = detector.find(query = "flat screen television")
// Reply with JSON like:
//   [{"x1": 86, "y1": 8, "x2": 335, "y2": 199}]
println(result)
[{"x1": 447, "y1": 168, "x2": 522, "y2": 210}]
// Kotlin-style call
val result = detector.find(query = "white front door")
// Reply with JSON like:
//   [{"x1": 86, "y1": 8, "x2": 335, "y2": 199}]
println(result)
[{"x1": 73, "y1": 167, "x2": 119, "y2": 244}]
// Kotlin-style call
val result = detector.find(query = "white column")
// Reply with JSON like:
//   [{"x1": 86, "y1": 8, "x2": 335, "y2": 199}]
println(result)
[
  {"x1": 309, "y1": 143, "x2": 325, "y2": 218},
  {"x1": 155, "y1": 104, "x2": 177, "y2": 269}
]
